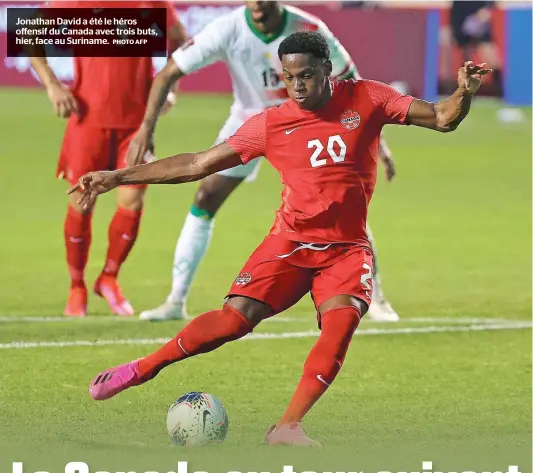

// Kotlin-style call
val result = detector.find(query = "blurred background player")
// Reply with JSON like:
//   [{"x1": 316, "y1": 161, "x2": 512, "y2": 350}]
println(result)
[
  {"x1": 128, "y1": 0, "x2": 400, "y2": 323},
  {"x1": 449, "y1": 1, "x2": 502, "y2": 97},
  {"x1": 29, "y1": 1, "x2": 188, "y2": 317}
]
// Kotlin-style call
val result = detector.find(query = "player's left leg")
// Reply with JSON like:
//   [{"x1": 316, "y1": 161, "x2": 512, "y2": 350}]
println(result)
[
  {"x1": 266, "y1": 294, "x2": 365, "y2": 448},
  {"x1": 366, "y1": 224, "x2": 399, "y2": 322},
  {"x1": 266, "y1": 245, "x2": 373, "y2": 447},
  {"x1": 94, "y1": 130, "x2": 147, "y2": 316}
]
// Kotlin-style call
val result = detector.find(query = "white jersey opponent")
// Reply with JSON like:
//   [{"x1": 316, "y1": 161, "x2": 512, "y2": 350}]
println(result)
[{"x1": 172, "y1": 4, "x2": 359, "y2": 180}]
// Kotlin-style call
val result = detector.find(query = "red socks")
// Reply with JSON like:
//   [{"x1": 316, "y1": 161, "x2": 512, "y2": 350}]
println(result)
[
  {"x1": 279, "y1": 306, "x2": 361, "y2": 424},
  {"x1": 64, "y1": 206, "x2": 92, "y2": 289},
  {"x1": 136, "y1": 303, "x2": 360, "y2": 423},
  {"x1": 102, "y1": 207, "x2": 142, "y2": 278},
  {"x1": 64, "y1": 205, "x2": 142, "y2": 288},
  {"x1": 137, "y1": 304, "x2": 254, "y2": 379}
]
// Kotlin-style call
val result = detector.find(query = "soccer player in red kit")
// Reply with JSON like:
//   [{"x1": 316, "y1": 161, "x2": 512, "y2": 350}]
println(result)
[
  {"x1": 70, "y1": 32, "x2": 490, "y2": 445},
  {"x1": 30, "y1": 1, "x2": 188, "y2": 316}
]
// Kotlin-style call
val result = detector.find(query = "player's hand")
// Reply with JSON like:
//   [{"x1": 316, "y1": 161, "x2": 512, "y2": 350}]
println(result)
[
  {"x1": 46, "y1": 83, "x2": 79, "y2": 119},
  {"x1": 378, "y1": 140, "x2": 396, "y2": 182},
  {"x1": 160, "y1": 92, "x2": 176, "y2": 116},
  {"x1": 67, "y1": 171, "x2": 120, "y2": 211},
  {"x1": 125, "y1": 127, "x2": 154, "y2": 168},
  {"x1": 458, "y1": 61, "x2": 492, "y2": 95},
  {"x1": 381, "y1": 155, "x2": 396, "y2": 182}
]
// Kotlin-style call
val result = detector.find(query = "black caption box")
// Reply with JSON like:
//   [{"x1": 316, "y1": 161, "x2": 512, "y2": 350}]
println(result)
[{"x1": 7, "y1": 7, "x2": 168, "y2": 57}]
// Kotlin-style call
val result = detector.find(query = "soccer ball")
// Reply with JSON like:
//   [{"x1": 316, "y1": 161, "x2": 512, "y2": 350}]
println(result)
[{"x1": 166, "y1": 392, "x2": 229, "y2": 447}]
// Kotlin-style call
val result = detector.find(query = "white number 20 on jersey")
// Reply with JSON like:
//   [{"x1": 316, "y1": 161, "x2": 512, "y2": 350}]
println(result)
[{"x1": 308, "y1": 135, "x2": 347, "y2": 168}]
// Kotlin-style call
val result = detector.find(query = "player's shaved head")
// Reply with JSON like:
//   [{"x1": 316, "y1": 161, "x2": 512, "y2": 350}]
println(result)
[
  {"x1": 278, "y1": 32, "x2": 333, "y2": 111},
  {"x1": 278, "y1": 31, "x2": 330, "y2": 61}
]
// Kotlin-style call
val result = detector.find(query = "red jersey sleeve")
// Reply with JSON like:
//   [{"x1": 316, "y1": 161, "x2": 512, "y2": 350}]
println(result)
[
  {"x1": 225, "y1": 111, "x2": 268, "y2": 165},
  {"x1": 163, "y1": 1, "x2": 179, "y2": 30},
  {"x1": 364, "y1": 80, "x2": 415, "y2": 126}
]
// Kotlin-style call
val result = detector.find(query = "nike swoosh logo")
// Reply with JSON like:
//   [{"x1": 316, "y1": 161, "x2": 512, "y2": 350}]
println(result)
[
  {"x1": 285, "y1": 127, "x2": 299, "y2": 135},
  {"x1": 202, "y1": 409, "x2": 210, "y2": 433},
  {"x1": 316, "y1": 375, "x2": 330, "y2": 386}
]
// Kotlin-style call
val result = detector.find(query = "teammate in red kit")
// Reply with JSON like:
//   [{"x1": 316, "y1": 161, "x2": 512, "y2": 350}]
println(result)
[
  {"x1": 30, "y1": 1, "x2": 188, "y2": 316},
  {"x1": 71, "y1": 32, "x2": 490, "y2": 445}
]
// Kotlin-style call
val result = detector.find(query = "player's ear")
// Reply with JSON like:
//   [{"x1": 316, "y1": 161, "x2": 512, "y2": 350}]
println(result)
[{"x1": 324, "y1": 60, "x2": 333, "y2": 77}]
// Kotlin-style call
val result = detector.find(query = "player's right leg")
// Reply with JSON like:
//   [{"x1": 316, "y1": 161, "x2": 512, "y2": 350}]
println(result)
[
  {"x1": 139, "y1": 115, "x2": 262, "y2": 322},
  {"x1": 90, "y1": 235, "x2": 311, "y2": 401},
  {"x1": 63, "y1": 191, "x2": 94, "y2": 317},
  {"x1": 58, "y1": 119, "x2": 110, "y2": 317},
  {"x1": 90, "y1": 296, "x2": 270, "y2": 401}
]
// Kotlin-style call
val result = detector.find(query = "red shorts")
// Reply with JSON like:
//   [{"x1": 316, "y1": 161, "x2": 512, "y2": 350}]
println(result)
[
  {"x1": 56, "y1": 117, "x2": 149, "y2": 188},
  {"x1": 227, "y1": 234, "x2": 374, "y2": 322}
]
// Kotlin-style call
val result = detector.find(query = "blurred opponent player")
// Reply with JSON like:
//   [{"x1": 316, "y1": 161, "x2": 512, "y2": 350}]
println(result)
[
  {"x1": 30, "y1": 1, "x2": 188, "y2": 316},
  {"x1": 450, "y1": 1, "x2": 502, "y2": 97},
  {"x1": 72, "y1": 32, "x2": 490, "y2": 445},
  {"x1": 128, "y1": 0, "x2": 400, "y2": 323}
]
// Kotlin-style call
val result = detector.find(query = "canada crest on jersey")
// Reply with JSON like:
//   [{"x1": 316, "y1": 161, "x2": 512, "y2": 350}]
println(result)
[
  {"x1": 340, "y1": 110, "x2": 361, "y2": 130},
  {"x1": 235, "y1": 272, "x2": 252, "y2": 286}
]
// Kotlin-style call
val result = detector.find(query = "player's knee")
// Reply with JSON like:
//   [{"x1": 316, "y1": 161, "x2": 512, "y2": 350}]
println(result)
[
  {"x1": 117, "y1": 187, "x2": 146, "y2": 211},
  {"x1": 68, "y1": 191, "x2": 94, "y2": 214},
  {"x1": 319, "y1": 296, "x2": 368, "y2": 318},
  {"x1": 321, "y1": 305, "x2": 362, "y2": 333},
  {"x1": 194, "y1": 185, "x2": 224, "y2": 215},
  {"x1": 225, "y1": 296, "x2": 273, "y2": 327},
  {"x1": 193, "y1": 175, "x2": 243, "y2": 216}
]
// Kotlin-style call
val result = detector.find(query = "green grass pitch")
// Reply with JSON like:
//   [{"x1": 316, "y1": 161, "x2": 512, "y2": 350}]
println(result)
[{"x1": 0, "y1": 88, "x2": 531, "y2": 473}]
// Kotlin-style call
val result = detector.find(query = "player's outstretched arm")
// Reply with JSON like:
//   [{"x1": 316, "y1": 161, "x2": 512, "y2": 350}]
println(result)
[
  {"x1": 406, "y1": 61, "x2": 492, "y2": 132},
  {"x1": 68, "y1": 143, "x2": 242, "y2": 210}
]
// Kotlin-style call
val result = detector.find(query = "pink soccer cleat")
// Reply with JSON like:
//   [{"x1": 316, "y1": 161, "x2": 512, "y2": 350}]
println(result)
[
  {"x1": 265, "y1": 422, "x2": 322, "y2": 447},
  {"x1": 94, "y1": 275, "x2": 134, "y2": 316},
  {"x1": 89, "y1": 360, "x2": 144, "y2": 400},
  {"x1": 64, "y1": 287, "x2": 87, "y2": 317}
]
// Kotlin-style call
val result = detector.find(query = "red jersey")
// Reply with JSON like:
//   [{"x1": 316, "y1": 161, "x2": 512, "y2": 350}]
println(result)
[
  {"x1": 227, "y1": 79, "x2": 415, "y2": 245},
  {"x1": 46, "y1": 1, "x2": 179, "y2": 128}
]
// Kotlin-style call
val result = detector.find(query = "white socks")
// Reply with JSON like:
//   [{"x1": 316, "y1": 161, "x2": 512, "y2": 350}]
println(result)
[
  {"x1": 169, "y1": 212, "x2": 214, "y2": 304},
  {"x1": 366, "y1": 224, "x2": 383, "y2": 300}
]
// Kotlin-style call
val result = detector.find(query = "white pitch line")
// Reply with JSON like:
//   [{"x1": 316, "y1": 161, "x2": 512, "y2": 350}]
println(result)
[
  {"x1": 0, "y1": 322, "x2": 530, "y2": 350},
  {"x1": 401, "y1": 317, "x2": 513, "y2": 324},
  {"x1": 0, "y1": 315, "x2": 517, "y2": 324},
  {"x1": 0, "y1": 315, "x2": 297, "y2": 323}
]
